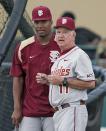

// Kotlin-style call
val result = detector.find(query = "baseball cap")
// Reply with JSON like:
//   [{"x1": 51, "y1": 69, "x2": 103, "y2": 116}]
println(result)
[
  {"x1": 54, "y1": 17, "x2": 75, "y2": 30},
  {"x1": 32, "y1": 6, "x2": 52, "y2": 21}
]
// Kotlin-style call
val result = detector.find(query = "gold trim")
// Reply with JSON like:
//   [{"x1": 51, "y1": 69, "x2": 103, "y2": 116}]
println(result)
[{"x1": 18, "y1": 36, "x2": 35, "y2": 62}]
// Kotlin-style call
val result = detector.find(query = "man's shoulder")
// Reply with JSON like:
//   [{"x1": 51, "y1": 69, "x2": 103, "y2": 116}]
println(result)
[
  {"x1": 18, "y1": 36, "x2": 35, "y2": 62},
  {"x1": 20, "y1": 36, "x2": 35, "y2": 50}
]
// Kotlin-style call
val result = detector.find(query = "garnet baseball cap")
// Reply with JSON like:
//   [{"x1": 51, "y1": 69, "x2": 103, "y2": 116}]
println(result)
[
  {"x1": 32, "y1": 6, "x2": 52, "y2": 21},
  {"x1": 54, "y1": 17, "x2": 75, "y2": 30}
]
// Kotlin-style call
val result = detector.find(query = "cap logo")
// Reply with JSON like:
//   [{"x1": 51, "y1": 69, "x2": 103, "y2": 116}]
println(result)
[
  {"x1": 62, "y1": 18, "x2": 67, "y2": 24},
  {"x1": 38, "y1": 10, "x2": 43, "y2": 16}
]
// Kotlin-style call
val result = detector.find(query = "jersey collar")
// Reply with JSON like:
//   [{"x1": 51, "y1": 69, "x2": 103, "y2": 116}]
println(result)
[{"x1": 60, "y1": 46, "x2": 76, "y2": 56}]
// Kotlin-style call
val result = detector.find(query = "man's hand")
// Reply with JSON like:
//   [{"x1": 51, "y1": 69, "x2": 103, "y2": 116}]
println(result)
[
  {"x1": 11, "y1": 108, "x2": 22, "y2": 128},
  {"x1": 47, "y1": 75, "x2": 63, "y2": 85},
  {"x1": 36, "y1": 73, "x2": 48, "y2": 84},
  {"x1": 36, "y1": 73, "x2": 64, "y2": 85}
]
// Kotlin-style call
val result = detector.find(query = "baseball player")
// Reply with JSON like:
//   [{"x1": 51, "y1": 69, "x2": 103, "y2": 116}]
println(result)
[
  {"x1": 36, "y1": 17, "x2": 95, "y2": 131},
  {"x1": 10, "y1": 6, "x2": 60, "y2": 131}
]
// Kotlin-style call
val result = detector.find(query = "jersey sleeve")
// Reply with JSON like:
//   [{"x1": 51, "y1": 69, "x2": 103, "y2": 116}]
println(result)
[
  {"x1": 10, "y1": 44, "x2": 23, "y2": 76},
  {"x1": 75, "y1": 51, "x2": 95, "y2": 81}
]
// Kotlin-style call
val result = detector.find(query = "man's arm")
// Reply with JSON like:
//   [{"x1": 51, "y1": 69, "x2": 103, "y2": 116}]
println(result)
[
  {"x1": 36, "y1": 73, "x2": 95, "y2": 90},
  {"x1": 47, "y1": 75, "x2": 95, "y2": 90},
  {"x1": 11, "y1": 76, "x2": 24, "y2": 128},
  {"x1": 13, "y1": 76, "x2": 23, "y2": 109}
]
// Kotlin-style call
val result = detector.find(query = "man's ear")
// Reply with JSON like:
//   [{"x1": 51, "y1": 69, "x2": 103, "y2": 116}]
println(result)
[
  {"x1": 72, "y1": 31, "x2": 76, "y2": 37},
  {"x1": 51, "y1": 20, "x2": 53, "y2": 25}
]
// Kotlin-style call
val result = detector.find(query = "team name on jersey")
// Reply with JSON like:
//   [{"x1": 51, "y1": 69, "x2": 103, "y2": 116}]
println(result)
[{"x1": 51, "y1": 66, "x2": 70, "y2": 76}]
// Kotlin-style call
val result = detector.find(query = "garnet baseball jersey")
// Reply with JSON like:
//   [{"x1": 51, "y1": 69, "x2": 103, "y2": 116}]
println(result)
[
  {"x1": 49, "y1": 46, "x2": 95, "y2": 108},
  {"x1": 10, "y1": 35, "x2": 60, "y2": 116}
]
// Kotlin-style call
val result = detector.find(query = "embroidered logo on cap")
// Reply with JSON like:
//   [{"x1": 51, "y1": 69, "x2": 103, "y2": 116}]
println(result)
[
  {"x1": 62, "y1": 18, "x2": 67, "y2": 24},
  {"x1": 38, "y1": 10, "x2": 43, "y2": 16}
]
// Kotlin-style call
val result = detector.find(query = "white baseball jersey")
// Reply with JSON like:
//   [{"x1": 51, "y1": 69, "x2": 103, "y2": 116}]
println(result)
[{"x1": 49, "y1": 46, "x2": 95, "y2": 108}]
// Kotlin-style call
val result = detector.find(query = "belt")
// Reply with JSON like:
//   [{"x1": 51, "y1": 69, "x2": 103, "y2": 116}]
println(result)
[{"x1": 54, "y1": 100, "x2": 86, "y2": 112}]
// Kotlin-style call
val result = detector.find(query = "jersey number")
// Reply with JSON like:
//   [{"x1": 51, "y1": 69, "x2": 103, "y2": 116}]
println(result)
[{"x1": 59, "y1": 85, "x2": 70, "y2": 93}]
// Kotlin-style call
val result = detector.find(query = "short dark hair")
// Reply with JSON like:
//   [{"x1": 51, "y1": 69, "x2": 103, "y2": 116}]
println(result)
[{"x1": 61, "y1": 11, "x2": 76, "y2": 20}]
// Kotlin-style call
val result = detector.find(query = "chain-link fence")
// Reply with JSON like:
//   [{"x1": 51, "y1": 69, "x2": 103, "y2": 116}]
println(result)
[{"x1": 0, "y1": 63, "x2": 14, "y2": 131}]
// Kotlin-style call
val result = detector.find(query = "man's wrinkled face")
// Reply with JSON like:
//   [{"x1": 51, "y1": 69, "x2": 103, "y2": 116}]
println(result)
[
  {"x1": 34, "y1": 20, "x2": 52, "y2": 37},
  {"x1": 55, "y1": 27, "x2": 75, "y2": 49}
]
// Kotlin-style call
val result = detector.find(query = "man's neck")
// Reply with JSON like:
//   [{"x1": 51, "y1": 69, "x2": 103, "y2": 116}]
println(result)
[
  {"x1": 36, "y1": 32, "x2": 52, "y2": 45},
  {"x1": 61, "y1": 42, "x2": 76, "y2": 52}
]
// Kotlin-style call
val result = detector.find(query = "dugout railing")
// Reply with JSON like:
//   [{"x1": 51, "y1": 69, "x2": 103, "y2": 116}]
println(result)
[{"x1": 86, "y1": 66, "x2": 106, "y2": 131}]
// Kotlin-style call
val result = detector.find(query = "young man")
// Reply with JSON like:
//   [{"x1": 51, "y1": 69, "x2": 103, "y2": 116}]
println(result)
[
  {"x1": 10, "y1": 6, "x2": 60, "y2": 131},
  {"x1": 36, "y1": 17, "x2": 95, "y2": 131}
]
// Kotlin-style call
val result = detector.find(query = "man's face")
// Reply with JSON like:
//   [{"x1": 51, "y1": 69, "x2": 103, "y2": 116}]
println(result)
[
  {"x1": 55, "y1": 27, "x2": 75, "y2": 49},
  {"x1": 34, "y1": 20, "x2": 52, "y2": 37}
]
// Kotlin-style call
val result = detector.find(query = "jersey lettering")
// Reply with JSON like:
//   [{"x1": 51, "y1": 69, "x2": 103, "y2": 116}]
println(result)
[{"x1": 51, "y1": 66, "x2": 70, "y2": 76}]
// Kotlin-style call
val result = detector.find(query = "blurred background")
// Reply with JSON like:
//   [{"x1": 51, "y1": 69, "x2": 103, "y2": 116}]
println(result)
[
  {"x1": 26, "y1": 0, "x2": 106, "y2": 38},
  {"x1": 0, "y1": 0, "x2": 106, "y2": 131}
]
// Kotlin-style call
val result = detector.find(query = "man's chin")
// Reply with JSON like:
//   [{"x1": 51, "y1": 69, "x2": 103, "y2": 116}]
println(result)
[
  {"x1": 58, "y1": 44, "x2": 64, "y2": 49},
  {"x1": 58, "y1": 42, "x2": 64, "y2": 47},
  {"x1": 38, "y1": 33, "x2": 46, "y2": 37}
]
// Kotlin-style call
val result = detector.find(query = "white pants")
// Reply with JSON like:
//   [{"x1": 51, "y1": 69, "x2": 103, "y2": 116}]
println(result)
[
  {"x1": 53, "y1": 105, "x2": 88, "y2": 131},
  {"x1": 15, "y1": 116, "x2": 55, "y2": 131}
]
